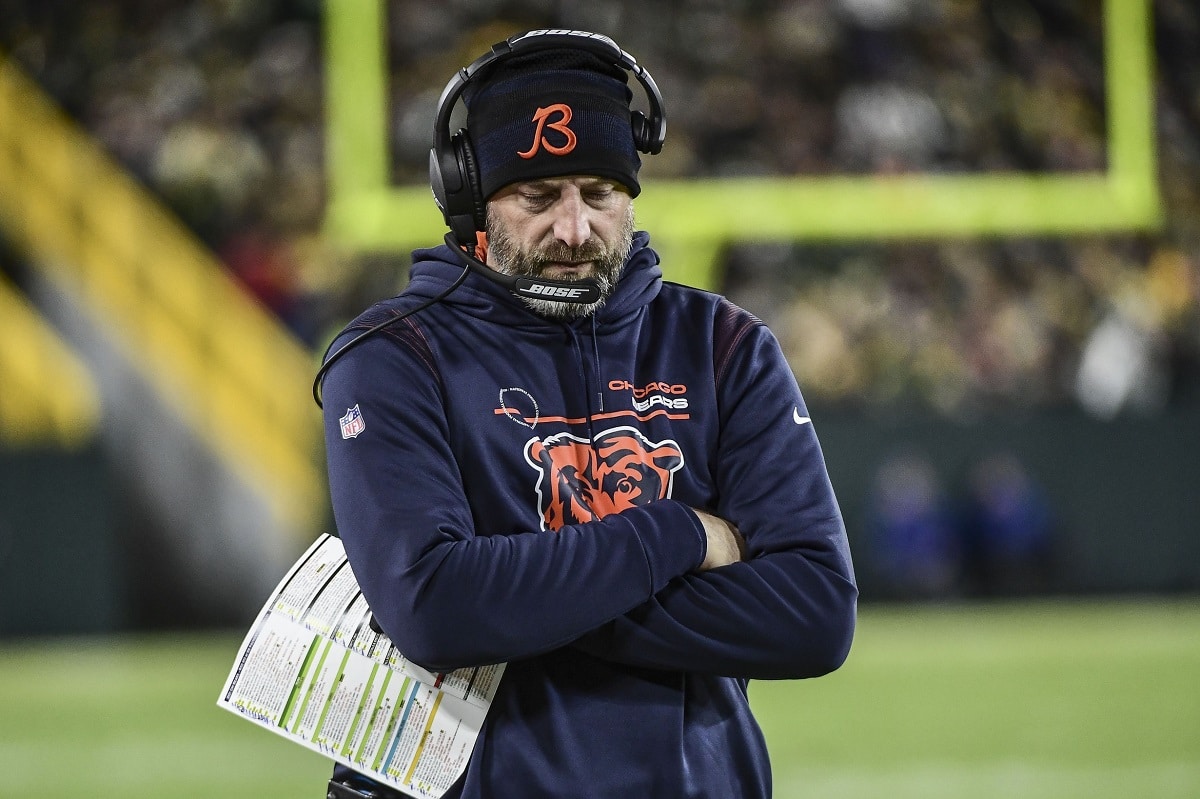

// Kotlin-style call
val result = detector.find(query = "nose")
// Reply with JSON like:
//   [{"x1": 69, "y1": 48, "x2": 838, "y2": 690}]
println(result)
[{"x1": 551, "y1": 187, "x2": 592, "y2": 249}]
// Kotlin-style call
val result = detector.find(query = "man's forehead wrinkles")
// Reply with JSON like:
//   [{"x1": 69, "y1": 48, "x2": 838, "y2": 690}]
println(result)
[{"x1": 518, "y1": 176, "x2": 614, "y2": 190}]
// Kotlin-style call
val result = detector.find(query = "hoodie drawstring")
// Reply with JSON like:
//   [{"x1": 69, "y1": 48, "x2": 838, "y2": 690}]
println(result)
[{"x1": 591, "y1": 314, "x2": 604, "y2": 414}]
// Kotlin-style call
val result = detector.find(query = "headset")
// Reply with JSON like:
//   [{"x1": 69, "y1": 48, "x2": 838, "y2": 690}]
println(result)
[
  {"x1": 314, "y1": 30, "x2": 666, "y2": 407},
  {"x1": 429, "y1": 29, "x2": 667, "y2": 303}
]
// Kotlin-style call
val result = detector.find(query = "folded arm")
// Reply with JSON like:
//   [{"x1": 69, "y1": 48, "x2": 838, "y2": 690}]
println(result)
[{"x1": 573, "y1": 324, "x2": 858, "y2": 679}]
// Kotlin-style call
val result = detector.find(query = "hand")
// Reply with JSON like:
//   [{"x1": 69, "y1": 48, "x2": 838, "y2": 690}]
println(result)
[{"x1": 693, "y1": 509, "x2": 745, "y2": 571}]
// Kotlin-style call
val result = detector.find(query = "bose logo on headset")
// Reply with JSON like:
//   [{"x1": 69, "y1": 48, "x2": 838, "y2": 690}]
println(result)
[
  {"x1": 524, "y1": 284, "x2": 590, "y2": 298},
  {"x1": 510, "y1": 29, "x2": 620, "y2": 47}
]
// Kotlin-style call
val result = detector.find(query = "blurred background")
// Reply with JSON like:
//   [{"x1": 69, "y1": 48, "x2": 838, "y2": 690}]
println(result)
[{"x1": 0, "y1": 1, "x2": 1197, "y2": 798}]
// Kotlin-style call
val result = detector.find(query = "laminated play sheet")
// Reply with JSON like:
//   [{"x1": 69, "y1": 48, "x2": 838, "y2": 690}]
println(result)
[{"x1": 218, "y1": 533, "x2": 504, "y2": 798}]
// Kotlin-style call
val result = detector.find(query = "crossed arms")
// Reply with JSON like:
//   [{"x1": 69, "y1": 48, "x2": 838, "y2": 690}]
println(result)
[{"x1": 322, "y1": 322, "x2": 856, "y2": 679}]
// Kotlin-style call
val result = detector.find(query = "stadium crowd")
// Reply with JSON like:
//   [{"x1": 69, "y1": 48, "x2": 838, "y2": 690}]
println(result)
[{"x1": 2, "y1": 0, "x2": 1198, "y2": 419}]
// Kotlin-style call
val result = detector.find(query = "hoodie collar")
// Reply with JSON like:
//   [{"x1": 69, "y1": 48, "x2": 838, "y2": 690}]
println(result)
[{"x1": 405, "y1": 231, "x2": 662, "y2": 330}]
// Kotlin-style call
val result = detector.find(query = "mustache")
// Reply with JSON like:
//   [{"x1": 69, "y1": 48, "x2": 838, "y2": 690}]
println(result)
[{"x1": 527, "y1": 240, "x2": 610, "y2": 266}]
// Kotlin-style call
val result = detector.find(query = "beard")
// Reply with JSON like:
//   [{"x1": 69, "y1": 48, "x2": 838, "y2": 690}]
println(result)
[{"x1": 486, "y1": 205, "x2": 635, "y2": 320}]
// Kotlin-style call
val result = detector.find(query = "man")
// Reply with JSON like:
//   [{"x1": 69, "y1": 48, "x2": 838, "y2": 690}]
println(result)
[{"x1": 319, "y1": 30, "x2": 856, "y2": 799}]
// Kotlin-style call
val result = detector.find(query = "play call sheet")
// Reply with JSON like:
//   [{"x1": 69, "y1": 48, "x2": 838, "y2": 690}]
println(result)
[{"x1": 219, "y1": 533, "x2": 505, "y2": 799}]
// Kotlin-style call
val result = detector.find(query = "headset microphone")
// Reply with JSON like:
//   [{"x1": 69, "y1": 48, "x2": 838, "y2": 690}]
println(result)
[{"x1": 443, "y1": 233, "x2": 601, "y2": 304}]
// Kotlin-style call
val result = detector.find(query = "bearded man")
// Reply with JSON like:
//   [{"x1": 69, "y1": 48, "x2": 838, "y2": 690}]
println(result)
[{"x1": 317, "y1": 30, "x2": 857, "y2": 799}]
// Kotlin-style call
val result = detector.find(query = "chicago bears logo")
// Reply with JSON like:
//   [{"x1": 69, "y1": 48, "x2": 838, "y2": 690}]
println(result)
[
  {"x1": 524, "y1": 426, "x2": 684, "y2": 531},
  {"x1": 517, "y1": 103, "x2": 577, "y2": 159}
]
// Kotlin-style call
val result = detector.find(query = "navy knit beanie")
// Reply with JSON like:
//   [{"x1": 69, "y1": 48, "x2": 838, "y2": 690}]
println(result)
[{"x1": 465, "y1": 48, "x2": 642, "y2": 200}]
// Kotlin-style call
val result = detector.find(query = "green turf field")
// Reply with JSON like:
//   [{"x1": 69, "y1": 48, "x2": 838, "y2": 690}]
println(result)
[{"x1": 1, "y1": 599, "x2": 1197, "y2": 799}]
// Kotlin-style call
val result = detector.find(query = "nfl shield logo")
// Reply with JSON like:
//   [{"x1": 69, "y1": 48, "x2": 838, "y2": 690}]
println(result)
[{"x1": 339, "y1": 405, "x2": 365, "y2": 439}]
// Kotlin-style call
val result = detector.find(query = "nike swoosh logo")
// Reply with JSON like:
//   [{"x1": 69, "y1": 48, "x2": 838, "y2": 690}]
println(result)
[{"x1": 793, "y1": 408, "x2": 812, "y2": 425}]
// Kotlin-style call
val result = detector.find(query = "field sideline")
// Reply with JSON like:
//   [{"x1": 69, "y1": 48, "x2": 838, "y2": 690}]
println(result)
[{"x1": 1, "y1": 598, "x2": 1196, "y2": 799}]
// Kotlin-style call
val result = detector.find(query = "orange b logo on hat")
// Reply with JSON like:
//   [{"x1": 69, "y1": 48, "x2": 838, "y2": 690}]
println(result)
[{"x1": 518, "y1": 103, "x2": 577, "y2": 159}]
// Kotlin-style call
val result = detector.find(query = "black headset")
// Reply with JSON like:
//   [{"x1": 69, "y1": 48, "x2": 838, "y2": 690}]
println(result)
[
  {"x1": 315, "y1": 31, "x2": 665, "y2": 408},
  {"x1": 429, "y1": 29, "x2": 667, "y2": 247}
]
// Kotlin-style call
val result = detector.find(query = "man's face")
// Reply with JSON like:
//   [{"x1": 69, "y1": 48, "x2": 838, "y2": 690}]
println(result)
[{"x1": 485, "y1": 175, "x2": 635, "y2": 320}]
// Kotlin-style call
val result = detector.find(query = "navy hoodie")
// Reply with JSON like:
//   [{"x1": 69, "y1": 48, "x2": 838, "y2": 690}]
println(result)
[{"x1": 320, "y1": 232, "x2": 857, "y2": 798}]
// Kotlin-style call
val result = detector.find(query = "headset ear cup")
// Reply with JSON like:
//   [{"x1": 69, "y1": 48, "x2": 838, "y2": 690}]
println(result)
[
  {"x1": 436, "y1": 130, "x2": 485, "y2": 244},
  {"x1": 429, "y1": 146, "x2": 451, "y2": 222},
  {"x1": 630, "y1": 110, "x2": 650, "y2": 154},
  {"x1": 456, "y1": 132, "x2": 487, "y2": 234},
  {"x1": 630, "y1": 109, "x2": 663, "y2": 155}
]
